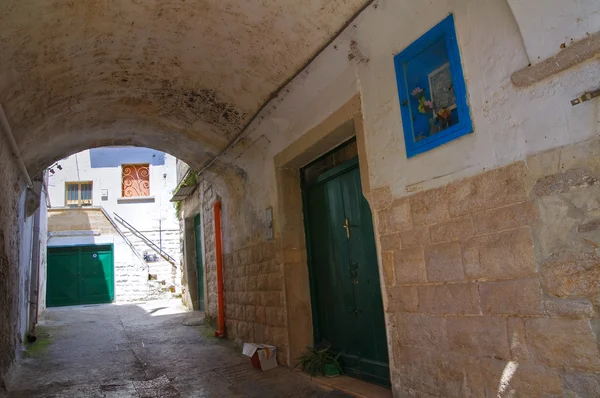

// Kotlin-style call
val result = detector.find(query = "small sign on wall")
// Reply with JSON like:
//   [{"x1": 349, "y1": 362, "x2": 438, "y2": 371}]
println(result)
[{"x1": 101, "y1": 189, "x2": 108, "y2": 201}]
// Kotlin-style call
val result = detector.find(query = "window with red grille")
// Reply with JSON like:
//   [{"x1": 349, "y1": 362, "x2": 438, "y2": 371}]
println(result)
[{"x1": 122, "y1": 164, "x2": 150, "y2": 197}]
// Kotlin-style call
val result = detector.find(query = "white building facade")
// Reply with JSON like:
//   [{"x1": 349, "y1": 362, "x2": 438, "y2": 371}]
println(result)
[{"x1": 46, "y1": 147, "x2": 181, "y2": 304}]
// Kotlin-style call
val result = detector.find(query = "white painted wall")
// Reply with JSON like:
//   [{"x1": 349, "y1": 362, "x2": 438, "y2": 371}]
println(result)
[
  {"x1": 47, "y1": 147, "x2": 179, "y2": 233},
  {"x1": 17, "y1": 190, "x2": 33, "y2": 344},
  {"x1": 47, "y1": 234, "x2": 116, "y2": 248},
  {"x1": 232, "y1": 0, "x2": 600, "y2": 212},
  {"x1": 37, "y1": 193, "x2": 48, "y2": 316},
  {"x1": 46, "y1": 147, "x2": 180, "y2": 302},
  {"x1": 508, "y1": 0, "x2": 600, "y2": 62},
  {"x1": 202, "y1": 0, "x2": 600, "y2": 383},
  {"x1": 14, "y1": 184, "x2": 48, "y2": 341}
]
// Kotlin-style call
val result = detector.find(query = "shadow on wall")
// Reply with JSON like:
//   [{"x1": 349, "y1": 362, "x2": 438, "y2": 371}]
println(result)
[{"x1": 0, "y1": 228, "x2": 11, "y2": 387}]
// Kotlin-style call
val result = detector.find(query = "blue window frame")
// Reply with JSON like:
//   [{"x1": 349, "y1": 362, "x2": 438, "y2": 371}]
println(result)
[{"x1": 394, "y1": 14, "x2": 472, "y2": 158}]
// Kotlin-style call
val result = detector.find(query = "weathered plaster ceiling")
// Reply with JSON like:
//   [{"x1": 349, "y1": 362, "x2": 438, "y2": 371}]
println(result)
[{"x1": 0, "y1": 0, "x2": 368, "y2": 172}]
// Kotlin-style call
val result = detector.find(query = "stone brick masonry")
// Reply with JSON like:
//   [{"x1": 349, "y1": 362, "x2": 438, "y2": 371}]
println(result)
[
  {"x1": 197, "y1": 183, "x2": 289, "y2": 365},
  {"x1": 0, "y1": 140, "x2": 25, "y2": 389},
  {"x1": 373, "y1": 136, "x2": 600, "y2": 397},
  {"x1": 203, "y1": 202, "x2": 218, "y2": 321},
  {"x1": 192, "y1": 139, "x2": 600, "y2": 395},
  {"x1": 222, "y1": 240, "x2": 289, "y2": 365}
]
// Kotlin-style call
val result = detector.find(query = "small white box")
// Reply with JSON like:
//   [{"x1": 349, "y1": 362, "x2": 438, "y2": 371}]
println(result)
[{"x1": 242, "y1": 343, "x2": 278, "y2": 371}]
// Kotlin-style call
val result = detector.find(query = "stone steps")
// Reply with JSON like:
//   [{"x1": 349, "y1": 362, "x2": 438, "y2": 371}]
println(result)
[
  {"x1": 116, "y1": 229, "x2": 181, "y2": 300},
  {"x1": 123, "y1": 232, "x2": 179, "y2": 263}
]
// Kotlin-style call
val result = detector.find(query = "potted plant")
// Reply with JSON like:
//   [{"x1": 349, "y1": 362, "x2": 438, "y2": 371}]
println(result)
[{"x1": 296, "y1": 344, "x2": 343, "y2": 377}]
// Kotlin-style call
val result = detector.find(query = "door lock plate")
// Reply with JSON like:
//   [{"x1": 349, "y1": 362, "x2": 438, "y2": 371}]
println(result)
[{"x1": 571, "y1": 88, "x2": 600, "y2": 106}]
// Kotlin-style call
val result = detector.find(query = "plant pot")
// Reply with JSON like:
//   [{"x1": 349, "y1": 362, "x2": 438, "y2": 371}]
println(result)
[{"x1": 323, "y1": 363, "x2": 341, "y2": 377}]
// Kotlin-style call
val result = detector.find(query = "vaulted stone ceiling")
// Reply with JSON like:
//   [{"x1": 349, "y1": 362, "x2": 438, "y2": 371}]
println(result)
[{"x1": 0, "y1": 0, "x2": 368, "y2": 173}]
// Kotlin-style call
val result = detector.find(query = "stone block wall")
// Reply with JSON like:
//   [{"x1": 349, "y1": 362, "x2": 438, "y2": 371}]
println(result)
[
  {"x1": 113, "y1": 237, "x2": 155, "y2": 302},
  {"x1": 178, "y1": 181, "x2": 201, "y2": 311},
  {"x1": 123, "y1": 229, "x2": 180, "y2": 263},
  {"x1": 222, "y1": 239, "x2": 289, "y2": 365},
  {"x1": 185, "y1": 181, "x2": 290, "y2": 364},
  {"x1": 375, "y1": 136, "x2": 600, "y2": 397},
  {"x1": 179, "y1": 214, "x2": 193, "y2": 309},
  {"x1": 203, "y1": 198, "x2": 218, "y2": 321},
  {"x1": 48, "y1": 208, "x2": 114, "y2": 234},
  {"x1": 0, "y1": 145, "x2": 26, "y2": 388},
  {"x1": 122, "y1": 228, "x2": 180, "y2": 293}
]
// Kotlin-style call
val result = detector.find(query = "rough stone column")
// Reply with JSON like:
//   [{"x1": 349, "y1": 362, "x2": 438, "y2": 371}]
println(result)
[{"x1": 0, "y1": 136, "x2": 28, "y2": 389}]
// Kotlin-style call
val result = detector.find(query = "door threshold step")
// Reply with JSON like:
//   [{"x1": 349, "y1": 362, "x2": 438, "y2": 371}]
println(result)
[{"x1": 297, "y1": 371, "x2": 392, "y2": 398}]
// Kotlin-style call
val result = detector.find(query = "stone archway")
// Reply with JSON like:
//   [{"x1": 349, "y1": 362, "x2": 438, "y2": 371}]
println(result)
[{"x1": 0, "y1": 0, "x2": 373, "y2": 177}]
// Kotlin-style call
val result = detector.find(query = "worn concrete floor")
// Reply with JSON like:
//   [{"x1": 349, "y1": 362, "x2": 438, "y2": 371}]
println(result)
[{"x1": 6, "y1": 300, "x2": 350, "y2": 397}]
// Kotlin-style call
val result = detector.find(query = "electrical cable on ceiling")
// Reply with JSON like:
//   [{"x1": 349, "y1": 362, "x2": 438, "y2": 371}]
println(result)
[{"x1": 194, "y1": 0, "x2": 377, "y2": 178}]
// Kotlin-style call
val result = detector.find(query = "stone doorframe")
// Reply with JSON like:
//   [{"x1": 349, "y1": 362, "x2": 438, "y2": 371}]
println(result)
[
  {"x1": 182, "y1": 204, "x2": 207, "y2": 312},
  {"x1": 273, "y1": 94, "x2": 379, "y2": 365}
]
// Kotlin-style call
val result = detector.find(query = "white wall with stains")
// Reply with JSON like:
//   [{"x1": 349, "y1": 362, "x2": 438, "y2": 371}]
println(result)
[
  {"x1": 2, "y1": 0, "x2": 599, "y2": 391},
  {"x1": 230, "y1": 0, "x2": 600, "y2": 215},
  {"x1": 507, "y1": 0, "x2": 600, "y2": 62},
  {"x1": 0, "y1": 0, "x2": 371, "y2": 173},
  {"x1": 196, "y1": 1, "x2": 600, "y2": 394},
  {"x1": 47, "y1": 148, "x2": 179, "y2": 233},
  {"x1": 16, "y1": 191, "x2": 33, "y2": 348}
]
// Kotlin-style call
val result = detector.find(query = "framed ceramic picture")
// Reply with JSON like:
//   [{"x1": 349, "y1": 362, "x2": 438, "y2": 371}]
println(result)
[{"x1": 394, "y1": 14, "x2": 472, "y2": 157}]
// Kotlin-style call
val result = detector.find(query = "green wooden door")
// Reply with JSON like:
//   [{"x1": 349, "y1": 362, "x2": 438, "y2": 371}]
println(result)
[
  {"x1": 304, "y1": 158, "x2": 390, "y2": 387},
  {"x1": 47, "y1": 247, "x2": 81, "y2": 307},
  {"x1": 47, "y1": 245, "x2": 114, "y2": 307},
  {"x1": 79, "y1": 246, "x2": 114, "y2": 305},
  {"x1": 194, "y1": 214, "x2": 205, "y2": 311}
]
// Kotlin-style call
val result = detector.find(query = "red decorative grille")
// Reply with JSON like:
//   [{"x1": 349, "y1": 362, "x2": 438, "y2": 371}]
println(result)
[{"x1": 122, "y1": 164, "x2": 150, "y2": 197}]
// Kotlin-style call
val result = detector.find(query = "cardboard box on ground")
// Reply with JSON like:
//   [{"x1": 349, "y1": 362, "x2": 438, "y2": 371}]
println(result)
[{"x1": 242, "y1": 343, "x2": 278, "y2": 371}]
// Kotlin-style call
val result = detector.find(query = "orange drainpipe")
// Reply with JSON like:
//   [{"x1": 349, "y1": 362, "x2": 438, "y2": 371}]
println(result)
[{"x1": 214, "y1": 200, "x2": 226, "y2": 338}]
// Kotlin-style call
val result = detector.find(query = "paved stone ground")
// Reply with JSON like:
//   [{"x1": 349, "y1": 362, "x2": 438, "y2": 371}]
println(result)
[{"x1": 5, "y1": 300, "x2": 350, "y2": 397}]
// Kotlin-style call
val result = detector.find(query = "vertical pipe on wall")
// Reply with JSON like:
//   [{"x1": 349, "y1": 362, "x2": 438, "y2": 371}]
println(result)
[
  {"x1": 27, "y1": 203, "x2": 41, "y2": 339},
  {"x1": 0, "y1": 104, "x2": 33, "y2": 188},
  {"x1": 214, "y1": 200, "x2": 225, "y2": 337}
]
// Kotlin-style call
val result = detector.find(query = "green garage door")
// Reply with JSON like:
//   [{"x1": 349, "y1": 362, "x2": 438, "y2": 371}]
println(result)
[{"x1": 47, "y1": 245, "x2": 114, "y2": 307}]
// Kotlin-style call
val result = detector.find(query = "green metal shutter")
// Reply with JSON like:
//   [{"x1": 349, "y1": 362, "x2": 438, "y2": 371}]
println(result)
[{"x1": 47, "y1": 245, "x2": 114, "y2": 307}]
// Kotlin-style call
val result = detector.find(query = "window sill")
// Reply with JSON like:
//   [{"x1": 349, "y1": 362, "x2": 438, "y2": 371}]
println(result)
[{"x1": 117, "y1": 196, "x2": 155, "y2": 204}]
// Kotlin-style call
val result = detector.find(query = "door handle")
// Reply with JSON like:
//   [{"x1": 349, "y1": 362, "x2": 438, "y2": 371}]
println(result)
[{"x1": 343, "y1": 218, "x2": 350, "y2": 239}]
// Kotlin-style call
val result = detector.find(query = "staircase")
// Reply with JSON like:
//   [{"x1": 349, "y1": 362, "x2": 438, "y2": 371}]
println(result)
[
  {"x1": 113, "y1": 213, "x2": 176, "y2": 265},
  {"x1": 113, "y1": 213, "x2": 181, "y2": 299}
]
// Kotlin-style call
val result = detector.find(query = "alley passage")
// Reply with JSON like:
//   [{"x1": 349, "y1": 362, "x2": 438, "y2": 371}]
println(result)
[{"x1": 6, "y1": 300, "x2": 348, "y2": 397}]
